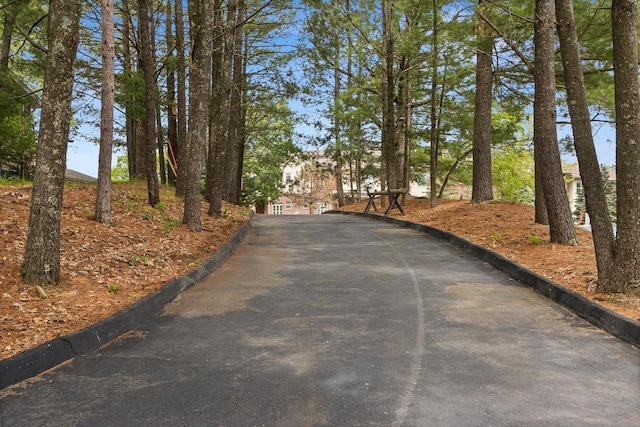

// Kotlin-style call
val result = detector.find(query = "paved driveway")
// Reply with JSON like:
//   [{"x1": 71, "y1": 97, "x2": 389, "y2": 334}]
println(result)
[{"x1": 1, "y1": 215, "x2": 639, "y2": 426}]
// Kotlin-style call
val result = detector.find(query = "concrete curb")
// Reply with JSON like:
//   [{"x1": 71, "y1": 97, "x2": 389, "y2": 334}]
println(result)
[
  {"x1": 1, "y1": 214, "x2": 254, "y2": 390},
  {"x1": 327, "y1": 211, "x2": 640, "y2": 348}
]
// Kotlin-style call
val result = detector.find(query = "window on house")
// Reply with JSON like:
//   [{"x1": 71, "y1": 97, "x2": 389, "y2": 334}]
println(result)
[
  {"x1": 285, "y1": 172, "x2": 292, "y2": 182},
  {"x1": 285, "y1": 202, "x2": 292, "y2": 210},
  {"x1": 273, "y1": 203, "x2": 283, "y2": 215}
]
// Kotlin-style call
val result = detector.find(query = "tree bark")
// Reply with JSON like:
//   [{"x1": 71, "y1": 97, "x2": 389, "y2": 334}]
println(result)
[
  {"x1": 221, "y1": 0, "x2": 237, "y2": 202},
  {"x1": 21, "y1": 0, "x2": 81, "y2": 285},
  {"x1": 174, "y1": 0, "x2": 187, "y2": 197},
  {"x1": 182, "y1": 0, "x2": 213, "y2": 230},
  {"x1": 165, "y1": 1, "x2": 178, "y2": 185},
  {"x1": 608, "y1": 0, "x2": 640, "y2": 294},
  {"x1": 206, "y1": 0, "x2": 224, "y2": 214},
  {"x1": 228, "y1": 0, "x2": 245, "y2": 204},
  {"x1": 0, "y1": 2, "x2": 19, "y2": 69},
  {"x1": 429, "y1": 0, "x2": 439, "y2": 207},
  {"x1": 333, "y1": 0, "x2": 345, "y2": 207},
  {"x1": 533, "y1": 0, "x2": 577, "y2": 245},
  {"x1": 96, "y1": 0, "x2": 115, "y2": 225},
  {"x1": 138, "y1": 0, "x2": 160, "y2": 206},
  {"x1": 151, "y1": 20, "x2": 166, "y2": 185},
  {"x1": 121, "y1": 1, "x2": 138, "y2": 180},
  {"x1": 381, "y1": 0, "x2": 398, "y2": 195},
  {"x1": 555, "y1": 0, "x2": 615, "y2": 282},
  {"x1": 471, "y1": 0, "x2": 494, "y2": 203},
  {"x1": 208, "y1": 0, "x2": 235, "y2": 215}
]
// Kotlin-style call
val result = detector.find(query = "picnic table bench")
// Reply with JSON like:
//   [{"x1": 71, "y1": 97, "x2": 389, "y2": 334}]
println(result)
[{"x1": 364, "y1": 188, "x2": 407, "y2": 216}]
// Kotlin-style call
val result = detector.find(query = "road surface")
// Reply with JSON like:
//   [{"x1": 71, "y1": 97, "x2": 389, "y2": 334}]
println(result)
[{"x1": 1, "y1": 215, "x2": 639, "y2": 426}]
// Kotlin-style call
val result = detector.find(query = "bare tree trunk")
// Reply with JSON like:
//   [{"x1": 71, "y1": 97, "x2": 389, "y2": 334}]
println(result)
[
  {"x1": 21, "y1": 0, "x2": 81, "y2": 285},
  {"x1": 533, "y1": 0, "x2": 577, "y2": 245},
  {"x1": 0, "y1": 2, "x2": 18, "y2": 69},
  {"x1": 429, "y1": 0, "x2": 439, "y2": 207},
  {"x1": 151, "y1": 18, "x2": 166, "y2": 185},
  {"x1": 608, "y1": 0, "x2": 640, "y2": 294},
  {"x1": 121, "y1": 1, "x2": 138, "y2": 180},
  {"x1": 228, "y1": 0, "x2": 245, "y2": 204},
  {"x1": 174, "y1": 0, "x2": 187, "y2": 197},
  {"x1": 221, "y1": 0, "x2": 237, "y2": 202},
  {"x1": 555, "y1": 0, "x2": 614, "y2": 282},
  {"x1": 138, "y1": 0, "x2": 160, "y2": 206},
  {"x1": 165, "y1": 1, "x2": 177, "y2": 185},
  {"x1": 96, "y1": 0, "x2": 115, "y2": 225},
  {"x1": 206, "y1": 0, "x2": 224, "y2": 210},
  {"x1": 381, "y1": 0, "x2": 398, "y2": 196},
  {"x1": 471, "y1": 0, "x2": 494, "y2": 203},
  {"x1": 208, "y1": 0, "x2": 235, "y2": 215},
  {"x1": 182, "y1": 0, "x2": 213, "y2": 230},
  {"x1": 333, "y1": 7, "x2": 345, "y2": 207}
]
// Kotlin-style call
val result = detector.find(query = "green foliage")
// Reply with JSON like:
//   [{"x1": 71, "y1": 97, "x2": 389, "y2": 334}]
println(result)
[
  {"x1": 241, "y1": 99, "x2": 300, "y2": 208},
  {"x1": 572, "y1": 183, "x2": 586, "y2": 224},
  {"x1": 528, "y1": 235, "x2": 545, "y2": 245},
  {"x1": 0, "y1": 112, "x2": 37, "y2": 179},
  {"x1": 115, "y1": 70, "x2": 146, "y2": 120},
  {"x1": 106, "y1": 284, "x2": 119, "y2": 294},
  {"x1": 127, "y1": 253, "x2": 148, "y2": 266},
  {"x1": 111, "y1": 155, "x2": 130, "y2": 182},
  {"x1": 573, "y1": 166, "x2": 617, "y2": 224},
  {"x1": 492, "y1": 141, "x2": 535, "y2": 205}
]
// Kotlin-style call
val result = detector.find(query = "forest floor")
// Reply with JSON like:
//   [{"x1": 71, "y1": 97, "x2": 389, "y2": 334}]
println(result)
[
  {"x1": 1, "y1": 183, "x2": 639, "y2": 361},
  {"x1": 0, "y1": 181, "x2": 250, "y2": 360}
]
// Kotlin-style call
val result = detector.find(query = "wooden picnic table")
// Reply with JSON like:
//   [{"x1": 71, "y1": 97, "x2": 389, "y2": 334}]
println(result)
[{"x1": 364, "y1": 188, "x2": 407, "y2": 216}]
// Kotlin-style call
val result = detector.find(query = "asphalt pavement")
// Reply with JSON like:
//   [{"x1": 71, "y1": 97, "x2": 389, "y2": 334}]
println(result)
[{"x1": 1, "y1": 214, "x2": 639, "y2": 426}]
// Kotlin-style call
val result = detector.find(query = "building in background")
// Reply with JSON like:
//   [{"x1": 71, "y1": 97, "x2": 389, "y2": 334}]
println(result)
[
  {"x1": 563, "y1": 162, "x2": 616, "y2": 225},
  {"x1": 265, "y1": 151, "x2": 336, "y2": 215}
]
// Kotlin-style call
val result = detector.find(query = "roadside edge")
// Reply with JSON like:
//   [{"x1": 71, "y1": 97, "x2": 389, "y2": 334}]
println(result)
[{"x1": 0, "y1": 214, "x2": 254, "y2": 389}]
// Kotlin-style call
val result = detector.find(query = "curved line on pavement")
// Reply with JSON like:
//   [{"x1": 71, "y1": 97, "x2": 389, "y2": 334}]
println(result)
[{"x1": 374, "y1": 231, "x2": 426, "y2": 426}]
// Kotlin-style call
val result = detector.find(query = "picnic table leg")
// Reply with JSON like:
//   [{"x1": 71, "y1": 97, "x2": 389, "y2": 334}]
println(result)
[
  {"x1": 364, "y1": 195, "x2": 378, "y2": 214},
  {"x1": 384, "y1": 193, "x2": 405, "y2": 216}
]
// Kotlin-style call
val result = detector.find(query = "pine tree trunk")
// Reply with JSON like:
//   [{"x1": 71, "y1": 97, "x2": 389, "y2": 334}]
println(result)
[
  {"x1": 121, "y1": 1, "x2": 137, "y2": 180},
  {"x1": 174, "y1": 0, "x2": 187, "y2": 197},
  {"x1": 228, "y1": 0, "x2": 245, "y2": 204},
  {"x1": 138, "y1": 0, "x2": 160, "y2": 206},
  {"x1": 471, "y1": 0, "x2": 494, "y2": 203},
  {"x1": 381, "y1": 0, "x2": 398, "y2": 195},
  {"x1": 205, "y1": 0, "x2": 224, "y2": 211},
  {"x1": 96, "y1": 0, "x2": 115, "y2": 225},
  {"x1": 221, "y1": 0, "x2": 237, "y2": 202},
  {"x1": 182, "y1": 0, "x2": 213, "y2": 230},
  {"x1": 429, "y1": 0, "x2": 439, "y2": 208},
  {"x1": 21, "y1": 0, "x2": 81, "y2": 285},
  {"x1": 607, "y1": 0, "x2": 640, "y2": 294},
  {"x1": 151, "y1": 21, "x2": 166, "y2": 185},
  {"x1": 533, "y1": 0, "x2": 577, "y2": 245},
  {"x1": 0, "y1": 3, "x2": 17, "y2": 69},
  {"x1": 555, "y1": 0, "x2": 615, "y2": 280},
  {"x1": 165, "y1": 1, "x2": 178, "y2": 185}
]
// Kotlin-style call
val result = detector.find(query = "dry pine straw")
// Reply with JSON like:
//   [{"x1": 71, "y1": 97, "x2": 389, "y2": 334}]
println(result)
[{"x1": 0, "y1": 182, "x2": 249, "y2": 360}]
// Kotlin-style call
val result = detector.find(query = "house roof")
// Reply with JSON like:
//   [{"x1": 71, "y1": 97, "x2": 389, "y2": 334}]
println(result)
[
  {"x1": 0, "y1": 69, "x2": 41, "y2": 109},
  {"x1": 65, "y1": 169, "x2": 96, "y2": 183},
  {"x1": 562, "y1": 162, "x2": 616, "y2": 182}
]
